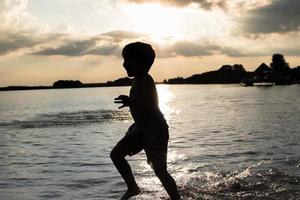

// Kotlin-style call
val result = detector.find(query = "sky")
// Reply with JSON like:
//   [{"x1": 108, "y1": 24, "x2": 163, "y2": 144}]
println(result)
[{"x1": 0, "y1": 0, "x2": 299, "y2": 86}]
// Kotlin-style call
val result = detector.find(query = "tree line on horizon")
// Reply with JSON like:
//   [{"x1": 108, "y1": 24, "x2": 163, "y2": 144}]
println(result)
[
  {"x1": 165, "y1": 54, "x2": 300, "y2": 85},
  {"x1": 1, "y1": 53, "x2": 299, "y2": 91},
  {"x1": 52, "y1": 77, "x2": 133, "y2": 88},
  {"x1": 51, "y1": 54, "x2": 300, "y2": 88}
]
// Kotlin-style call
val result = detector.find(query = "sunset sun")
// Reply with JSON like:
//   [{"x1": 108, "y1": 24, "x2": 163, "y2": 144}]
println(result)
[{"x1": 121, "y1": 3, "x2": 185, "y2": 41}]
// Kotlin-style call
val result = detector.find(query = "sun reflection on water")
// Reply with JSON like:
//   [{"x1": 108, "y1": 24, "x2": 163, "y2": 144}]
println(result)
[{"x1": 157, "y1": 84, "x2": 180, "y2": 121}]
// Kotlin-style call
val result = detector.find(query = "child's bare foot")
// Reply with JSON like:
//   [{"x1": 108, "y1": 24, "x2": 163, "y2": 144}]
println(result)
[{"x1": 121, "y1": 187, "x2": 140, "y2": 200}]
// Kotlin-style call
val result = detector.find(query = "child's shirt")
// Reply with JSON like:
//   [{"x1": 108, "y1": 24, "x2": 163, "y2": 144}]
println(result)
[{"x1": 129, "y1": 74, "x2": 168, "y2": 139}]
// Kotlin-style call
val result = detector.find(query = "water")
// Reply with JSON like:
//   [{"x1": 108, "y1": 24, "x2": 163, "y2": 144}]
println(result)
[{"x1": 0, "y1": 85, "x2": 299, "y2": 199}]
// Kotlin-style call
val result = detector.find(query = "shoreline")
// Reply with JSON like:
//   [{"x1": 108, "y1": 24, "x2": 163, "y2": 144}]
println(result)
[
  {"x1": 0, "y1": 83, "x2": 128, "y2": 92},
  {"x1": 1, "y1": 82, "x2": 299, "y2": 92}
]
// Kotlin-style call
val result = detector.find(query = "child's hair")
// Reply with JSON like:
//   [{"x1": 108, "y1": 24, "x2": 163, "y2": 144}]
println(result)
[{"x1": 122, "y1": 42, "x2": 155, "y2": 73}]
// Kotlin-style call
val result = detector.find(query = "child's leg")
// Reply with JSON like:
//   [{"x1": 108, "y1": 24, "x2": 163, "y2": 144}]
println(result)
[
  {"x1": 147, "y1": 150, "x2": 181, "y2": 200},
  {"x1": 110, "y1": 138, "x2": 141, "y2": 199},
  {"x1": 154, "y1": 167, "x2": 181, "y2": 200}
]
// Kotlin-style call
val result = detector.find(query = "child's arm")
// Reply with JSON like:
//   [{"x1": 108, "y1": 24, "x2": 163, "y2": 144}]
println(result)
[{"x1": 114, "y1": 95, "x2": 131, "y2": 109}]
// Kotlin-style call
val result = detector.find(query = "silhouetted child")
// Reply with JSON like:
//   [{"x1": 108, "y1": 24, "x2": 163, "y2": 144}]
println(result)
[{"x1": 110, "y1": 42, "x2": 181, "y2": 200}]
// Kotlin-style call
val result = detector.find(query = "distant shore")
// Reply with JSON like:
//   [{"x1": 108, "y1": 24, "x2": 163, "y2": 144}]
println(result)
[
  {"x1": 1, "y1": 69, "x2": 299, "y2": 92},
  {"x1": 0, "y1": 84, "x2": 103, "y2": 92},
  {"x1": 0, "y1": 81, "x2": 130, "y2": 92},
  {"x1": 1, "y1": 53, "x2": 299, "y2": 92}
]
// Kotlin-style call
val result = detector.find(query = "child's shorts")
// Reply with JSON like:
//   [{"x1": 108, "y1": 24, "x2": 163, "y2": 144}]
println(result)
[{"x1": 118, "y1": 123, "x2": 169, "y2": 169}]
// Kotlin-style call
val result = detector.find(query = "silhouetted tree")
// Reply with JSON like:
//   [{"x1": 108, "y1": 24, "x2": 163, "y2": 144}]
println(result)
[
  {"x1": 53, "y1": 80, "x2": 82, "y2": 88},
  {"x1": 106, "y1": 77, "x2": 133, "y2": 86},
  {"x1": 219, "y1": 65, "x2": 232, "y2": 71},
  {"x1": 292, "y1": 66, "x2": 300, "y2": 82},
  {"x1": 270, "y1": 54, "x2": 292, "y2": 84},
  {"x1": 270, "y1": 53, "x2": 290, "y2": 71},
  {"x1": 182, "y1": 64, "x2": 248, "y2": 84},
  {"x1": 232, "y1": 64, "x2": 246, "y2": 72},
  {"x1": 167, "y1": 77, "x2": 185, "y2": 84}
]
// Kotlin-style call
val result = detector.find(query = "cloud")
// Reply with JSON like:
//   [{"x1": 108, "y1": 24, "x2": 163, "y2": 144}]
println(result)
[
  {"x1": 0, "y1": 0, "x2": 41, "y2": 31},
  {"x1": 0, "y1": 0, "x2": 149, "y2": 57},
  {"x1": 0, "y1": 0, "x2": 52, "y2": 55},
  {"x1": 1, "y1": 0, "x2": 299, "y2": 58},
  {"x1": 33, "y1": 37, "x2": 246, "y2": 58},
  {"x1": 33, "y1": 38, "x2": 120, "y2": 57},
  {"x1": 33, "y1": 38, "x2": 119, "y2": 56},
  {"x1": 0, "y1": 0, "x2": 146, "y2": 57},
  {"x1": 33, "y1": 39, "x2": 97, "y2": 56},
  {"x1": 0, "y1": 0, "x2": 27, "y2": 15},
  {"x1": 31, "y1": 30, "x2": 147, "y2": 57},
  {"x1": 31, "y1": 32, "x2": 300, "y2": 58},
  {"x1": 102, "y1": 30, "x2": 147, "y2": 40},
  {"x1": 123, "y1": 0, "x2": 227, "y2": 10},
  {"x1": 87, "y1": 43, "x2": 120, "y2": 56},
  {"x1": 220, "y1": 47, "x2": 245, "y2": 57},
  {"x1": 0, "y1": 24, "x2": 146, "y2": 57},
  {"x1": 239, "y1": 0, "x2": 300, "y2": 34},
  {"x1": 160, "y1": 40, "x2": 257, "y2": 57},
  {"x1": 0, "y1": 27, "x2": 63, "y2": 55},
  {"x1": 162, "y1": 41, "x2": 220, "y2": 57},
  {"x1": 0, "y1": 29, "x2": 37, "y2": 55}
]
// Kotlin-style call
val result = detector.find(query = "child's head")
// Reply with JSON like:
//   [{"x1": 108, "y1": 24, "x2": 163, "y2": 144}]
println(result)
[{"x1": 122, "y1": 42, "x2": 155, "y2": 77}]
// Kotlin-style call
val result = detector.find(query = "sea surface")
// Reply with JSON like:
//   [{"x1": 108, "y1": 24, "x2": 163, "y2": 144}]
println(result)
[{"x1": 0, "y1": 84, "x2": 299, "y2": 200}]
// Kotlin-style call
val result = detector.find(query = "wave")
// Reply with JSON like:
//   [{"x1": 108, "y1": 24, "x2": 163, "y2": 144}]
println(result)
[
  {"x1": 0, "y1": 109, "x2": 131, "y2": 129},
  {"x1": 177, "y1": 161, "x2": 300, "y2": 200},
  {"x1": 134, "y1": 161, "x2": 300, "y2": 200}
]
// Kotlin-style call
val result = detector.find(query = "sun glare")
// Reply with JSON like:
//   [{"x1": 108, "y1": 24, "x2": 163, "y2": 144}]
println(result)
[
  {"x1": 120, "y1": 2, "x2": 233, "y2": 43},
  {"x1": 121, "y1": 3, "x2": 185, "y2": 41},
  {"x1": 157, "y1": 84, "x2": 177, "y2": 121}
]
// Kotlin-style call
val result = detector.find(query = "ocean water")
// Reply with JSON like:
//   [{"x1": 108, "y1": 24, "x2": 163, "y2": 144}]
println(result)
[{"x1": 0, "y1": 84, "x2": 299, "y2": 200}]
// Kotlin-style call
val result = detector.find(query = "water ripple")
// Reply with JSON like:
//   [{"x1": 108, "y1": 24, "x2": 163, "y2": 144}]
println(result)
[{"x1": 0, "y1": 109, "x2": 131, "y2": 129}]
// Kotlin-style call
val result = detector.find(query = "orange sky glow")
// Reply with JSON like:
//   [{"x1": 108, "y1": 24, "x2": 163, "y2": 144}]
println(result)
[{"x1": 0, "y1": 0, "x2": 299, "y2": 86}]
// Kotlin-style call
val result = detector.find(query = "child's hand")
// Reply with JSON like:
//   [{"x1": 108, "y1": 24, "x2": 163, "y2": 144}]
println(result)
[{"x1": 114, "y1": 95, "x2": 131, "y2": 109}]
